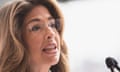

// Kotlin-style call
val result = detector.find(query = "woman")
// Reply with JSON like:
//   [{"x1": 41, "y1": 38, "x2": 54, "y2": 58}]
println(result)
[{"x1": 0, "y1": 0, "x2": 69, "y2": 72}]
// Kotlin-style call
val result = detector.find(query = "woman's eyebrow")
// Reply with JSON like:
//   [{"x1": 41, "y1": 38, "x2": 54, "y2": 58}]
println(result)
[
  {"x1": 27, "y1": 18, "x2": 40, "y2": 25},
  {"x1": 48, "y1": 16, "x2": 54, "y2": 20},
  {"x1": 26, "y1": 16, "x2": 54, "y2": 25}
]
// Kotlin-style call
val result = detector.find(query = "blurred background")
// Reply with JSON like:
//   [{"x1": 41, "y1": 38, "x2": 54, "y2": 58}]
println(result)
[{"x1": 1, "y1": 0, "x2": 120, "y2": 72}]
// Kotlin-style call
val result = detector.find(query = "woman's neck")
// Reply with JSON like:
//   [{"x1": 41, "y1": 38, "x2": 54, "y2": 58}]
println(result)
[
  {"x1": 28, "y1": 55, "x2": 51, "y2": 72},
  {"x1": 29, "y1": 58, "x2": 51, "y2": 72},
  {"x1": 30, "y1": 64, "x2": 50, "y2": 72}
]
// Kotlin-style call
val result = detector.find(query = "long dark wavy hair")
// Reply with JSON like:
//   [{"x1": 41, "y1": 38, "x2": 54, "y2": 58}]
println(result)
[{"x1": 0, "y1": 0, "x2": 69, "y2": 72}]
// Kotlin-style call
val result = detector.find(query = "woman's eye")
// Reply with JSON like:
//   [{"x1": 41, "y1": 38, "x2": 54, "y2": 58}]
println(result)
[
  {"x1": 31, "y1": 25, "x2": 40, "y2": 31},
  {"x1": 50, "y1": 23, "x2": 56, "y2": 28}
]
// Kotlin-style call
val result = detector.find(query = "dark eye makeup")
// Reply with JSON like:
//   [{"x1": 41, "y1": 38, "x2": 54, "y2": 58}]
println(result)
[
  {"x1": 28, "y1": 19, "x2": 60, "y2": 32},
  {"x1": 31, "y1": 25, "x2": 41, "y2": 31},
  {"x1": 55, "y1": 19, "x2": 60, "y2": 30}
]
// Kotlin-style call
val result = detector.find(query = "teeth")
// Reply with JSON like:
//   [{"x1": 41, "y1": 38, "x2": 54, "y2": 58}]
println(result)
[
  {"x1": 43, "y1": 44, "x2": 56, "y2": 51},
  {"x1": 45, "y1": 45, "x2": 55, "y2": 49}
]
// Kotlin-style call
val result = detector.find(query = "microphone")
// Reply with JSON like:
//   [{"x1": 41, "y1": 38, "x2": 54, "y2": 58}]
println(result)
[{"x1": 105, "y1": 57, "x2": 120, "y2": 72}]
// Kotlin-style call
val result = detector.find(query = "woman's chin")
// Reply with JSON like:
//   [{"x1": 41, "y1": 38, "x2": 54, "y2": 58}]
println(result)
[
  {"x1": 42, "y1": 48, "x2": 60, "y2": 65},
  {"x1": 47, "y1": 54, "x2": 60, "y2": 66}
]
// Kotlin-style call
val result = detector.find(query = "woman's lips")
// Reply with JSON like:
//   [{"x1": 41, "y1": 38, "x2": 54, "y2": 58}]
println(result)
[{"x1": 42, "y1": 43, "x2": 58, "y2": 55}]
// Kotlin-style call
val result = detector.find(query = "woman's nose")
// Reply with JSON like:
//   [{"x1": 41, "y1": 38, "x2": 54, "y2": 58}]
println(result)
[{"x1": 45, "y1": 27, "x2": 55, "y2": 40}]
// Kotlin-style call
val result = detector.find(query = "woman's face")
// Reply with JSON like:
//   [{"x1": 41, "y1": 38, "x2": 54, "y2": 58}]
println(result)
[{"x1": 22, "y1": 5, "x2": 60, "y2": 66}]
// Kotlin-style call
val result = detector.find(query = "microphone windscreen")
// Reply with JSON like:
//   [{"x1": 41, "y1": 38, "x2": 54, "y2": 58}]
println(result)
[{"x1": 105, "y1": 57, "x2": 118, "y2": 68}]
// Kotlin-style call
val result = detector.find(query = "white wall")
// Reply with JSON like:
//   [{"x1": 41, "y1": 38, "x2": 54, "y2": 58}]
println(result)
[
  {"x1": 0, "y1": 0, "x2": 9, "y2": 6},
  {"x1": 59, "y1": 0, "x2": 120, "y2": 72}
]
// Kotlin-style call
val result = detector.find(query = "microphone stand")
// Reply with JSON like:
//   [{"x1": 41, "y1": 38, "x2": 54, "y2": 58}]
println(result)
[{"x1": 110, "y1": 67, "x2": 114, "y2": 72}]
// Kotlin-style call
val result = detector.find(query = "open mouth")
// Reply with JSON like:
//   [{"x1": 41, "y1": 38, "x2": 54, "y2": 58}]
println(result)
[
  {"x1": 42, "y1": 44, "x2": 57, "y2": 54},
  {"x1": 42, "y1": 46, "x2": 56, "y2": 52}
]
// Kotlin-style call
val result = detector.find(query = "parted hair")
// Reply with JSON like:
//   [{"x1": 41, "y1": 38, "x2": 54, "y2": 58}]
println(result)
[{"x1": 0, "y1": 0, "x2": 69, "y2": 72}]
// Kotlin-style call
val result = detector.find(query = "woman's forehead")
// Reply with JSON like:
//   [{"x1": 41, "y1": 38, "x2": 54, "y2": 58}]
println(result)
[{"x1": 24, "y1": 5, "x2": 54, "y2": 24}]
